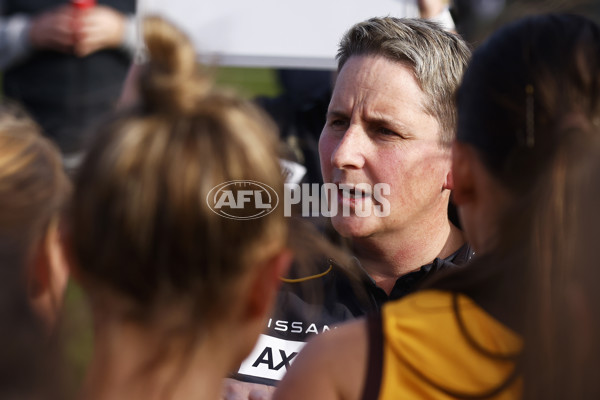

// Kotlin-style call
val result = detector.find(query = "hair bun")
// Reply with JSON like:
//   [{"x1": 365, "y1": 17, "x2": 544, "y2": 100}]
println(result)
[{"x1": 140, "y1": 16, "x2": 212, "y2": 114}]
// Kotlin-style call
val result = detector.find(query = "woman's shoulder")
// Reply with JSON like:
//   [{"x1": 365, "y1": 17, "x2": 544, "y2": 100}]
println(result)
[{"x1": 274, "y1": 317, "x2": 369, "y2": 400}]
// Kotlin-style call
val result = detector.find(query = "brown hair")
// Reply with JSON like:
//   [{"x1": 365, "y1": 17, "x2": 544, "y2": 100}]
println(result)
[
  {"x1": 0, "y1": 104, "x2": 69, "y2": 400},
  {"x1": 0, "y1": 105, "x2": 71, "y2": 271},
  {"x1": 71, "y1": 16, "x2": 287, "y2": 324},
  {"x1": 336, "y1": 17, "x2": 471, "y2": 145}
]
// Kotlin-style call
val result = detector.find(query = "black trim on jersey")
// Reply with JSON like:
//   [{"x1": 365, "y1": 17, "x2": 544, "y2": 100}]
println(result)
[
  {"x1": 233, "y1": 243, "x2": 475, "y2": 385},
  {"x1": 362, "y1": 312, "x2": 384, "y2": 400},
  {"x1": 356, "y1": 243, "x2": 475, "y2": 310}
]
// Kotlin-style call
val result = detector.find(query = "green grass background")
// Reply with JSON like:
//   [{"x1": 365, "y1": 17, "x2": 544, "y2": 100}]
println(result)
[{"x1": 216, "y1": 67, "x2": 282, "y2": 98}]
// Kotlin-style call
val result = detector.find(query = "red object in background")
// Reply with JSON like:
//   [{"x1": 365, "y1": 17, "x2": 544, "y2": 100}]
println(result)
[
  {"x1": 70, "y1": 0, "x2": 95, "y2": 47},
  {"x1": 70, "y1": 0, "x2": 96, "y2": 10}
]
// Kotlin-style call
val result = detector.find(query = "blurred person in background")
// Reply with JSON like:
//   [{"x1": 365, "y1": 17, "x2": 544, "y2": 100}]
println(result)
[
  {"x1": 275, "y1": 13, "x2": 600, "y2": 400},
  {"x1": 452, "y1": 0, "x2": 600, "y2": 42},
  {"x1": 0, "y1": 0, "x2": 136, "y2": 166}
]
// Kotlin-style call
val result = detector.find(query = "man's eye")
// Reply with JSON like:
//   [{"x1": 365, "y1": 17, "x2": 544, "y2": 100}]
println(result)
[
  {"x1": 377, "y1": 127, "x2": 398, "y2": 136},
  {"x1": 329, "y1": 119, "x2": 348, "y2": 129}
]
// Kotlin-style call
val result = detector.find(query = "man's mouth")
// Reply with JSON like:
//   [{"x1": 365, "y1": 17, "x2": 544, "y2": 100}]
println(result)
[{"x1": 338, "y1": 183, "x2": 372, "y2": 200}]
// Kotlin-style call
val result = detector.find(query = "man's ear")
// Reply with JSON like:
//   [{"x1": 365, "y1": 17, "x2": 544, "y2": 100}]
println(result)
[
  {"x1": 29, "y1": 219, "x2": 70, "y2": 331},
  {"x1": 442, "y1": 144, "x2": 454, "y2": 191},
  {"x1": 450, "y1": 142, "x2": 476, "y2": 206},
  {"x1": 244, "y1": 250, "x2": 293, "y2": 320},
  {"x1": 443, "y1": 168, "x2": 454, "y2": 191}
]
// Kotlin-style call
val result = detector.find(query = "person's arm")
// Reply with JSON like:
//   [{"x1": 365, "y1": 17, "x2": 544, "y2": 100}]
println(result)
[
  {"x1": 0, "y1": 0, "x2": 32, "y2": 69},
  {"x1": 0, "y1": 13, "x2": 32, "y2": 69},
  {"x1": 418, "y1": 0, "x2": 456, "y2": 32},
  {"x1": 0, "y1": 3, "x2": 136, "y2": 67},
  {"x1": 418, "y1": 0, "x2": 446, "y2": 18},
  {"x1": 120, "y1": 14, "x2": 136, "y2": 55},
  {"x1": 273, "y1": 319, "x2": 368, "y2": 400},
  {"x1": 0, "y1": 4, "x2": 79, "y2": 70}
]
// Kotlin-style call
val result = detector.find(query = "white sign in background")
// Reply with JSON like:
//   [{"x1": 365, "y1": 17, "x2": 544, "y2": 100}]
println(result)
[{"x1": 142, "y1": 0, "x2": 419, "y2": 69}]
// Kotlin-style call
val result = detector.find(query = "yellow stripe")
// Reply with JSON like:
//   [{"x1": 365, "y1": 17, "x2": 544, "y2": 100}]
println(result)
[{"x1": 280, "y1": 264, "x2": 333, "y2": 283}]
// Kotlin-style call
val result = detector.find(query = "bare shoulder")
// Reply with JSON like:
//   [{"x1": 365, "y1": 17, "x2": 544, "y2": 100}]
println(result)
[{"x1": 274, "y1": 318, "x2": 368, "y2": 400}]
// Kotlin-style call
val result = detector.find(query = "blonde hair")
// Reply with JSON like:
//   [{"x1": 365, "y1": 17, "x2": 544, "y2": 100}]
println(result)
[{"x1": 71, "y1": 16, "x2": 287, "y2": 323}]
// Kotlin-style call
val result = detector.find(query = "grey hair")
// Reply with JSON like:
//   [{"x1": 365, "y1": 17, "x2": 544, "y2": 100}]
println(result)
[{"x1": 337, "y1": 17, "x2": 471, "y2": 145}]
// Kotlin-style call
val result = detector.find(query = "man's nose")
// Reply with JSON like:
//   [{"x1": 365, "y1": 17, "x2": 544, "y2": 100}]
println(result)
[{"x1": 331, "y1": 125, "x2": 366, "y2": 170}]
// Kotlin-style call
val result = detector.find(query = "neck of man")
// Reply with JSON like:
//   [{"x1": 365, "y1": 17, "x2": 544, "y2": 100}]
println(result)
[
  {"x1": 80, "y1": 310, "x2": 239, "y2": 400},
  {"x1": 352, "y1": 211, "x2": 465, "y2": 295}
]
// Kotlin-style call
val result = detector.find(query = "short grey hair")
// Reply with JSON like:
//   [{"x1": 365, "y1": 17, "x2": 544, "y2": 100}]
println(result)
[{"x1": 337, "y1": 17, "x2": 471, "y2": 145}]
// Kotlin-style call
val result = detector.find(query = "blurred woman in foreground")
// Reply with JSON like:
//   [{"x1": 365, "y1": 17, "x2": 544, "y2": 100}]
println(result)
[
  {"x1": 0, "y1": 107, "x2": 70, "y2": 398},
  {"x1": 0, "y1": 107, "x2": 71, "y2": 330},
  {"x1": 70, "y1": 16, "x2": 293, "y2": 400},
  {"x1": 275, "y1": 14, "x2": 600, "y2": 400}
]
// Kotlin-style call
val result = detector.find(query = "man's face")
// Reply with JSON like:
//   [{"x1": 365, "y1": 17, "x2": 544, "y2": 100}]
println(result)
[{"x1": 319, "y1": 55, "x2": 452, "y2": 239}]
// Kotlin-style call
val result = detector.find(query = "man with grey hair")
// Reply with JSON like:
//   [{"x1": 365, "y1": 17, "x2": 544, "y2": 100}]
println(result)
[
  {"x1": 321, "y1": 16, "x2": 471, "y2": 297},
  {"x1": 228, "y1": 16, "x2": 471, "y2": 396}
]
